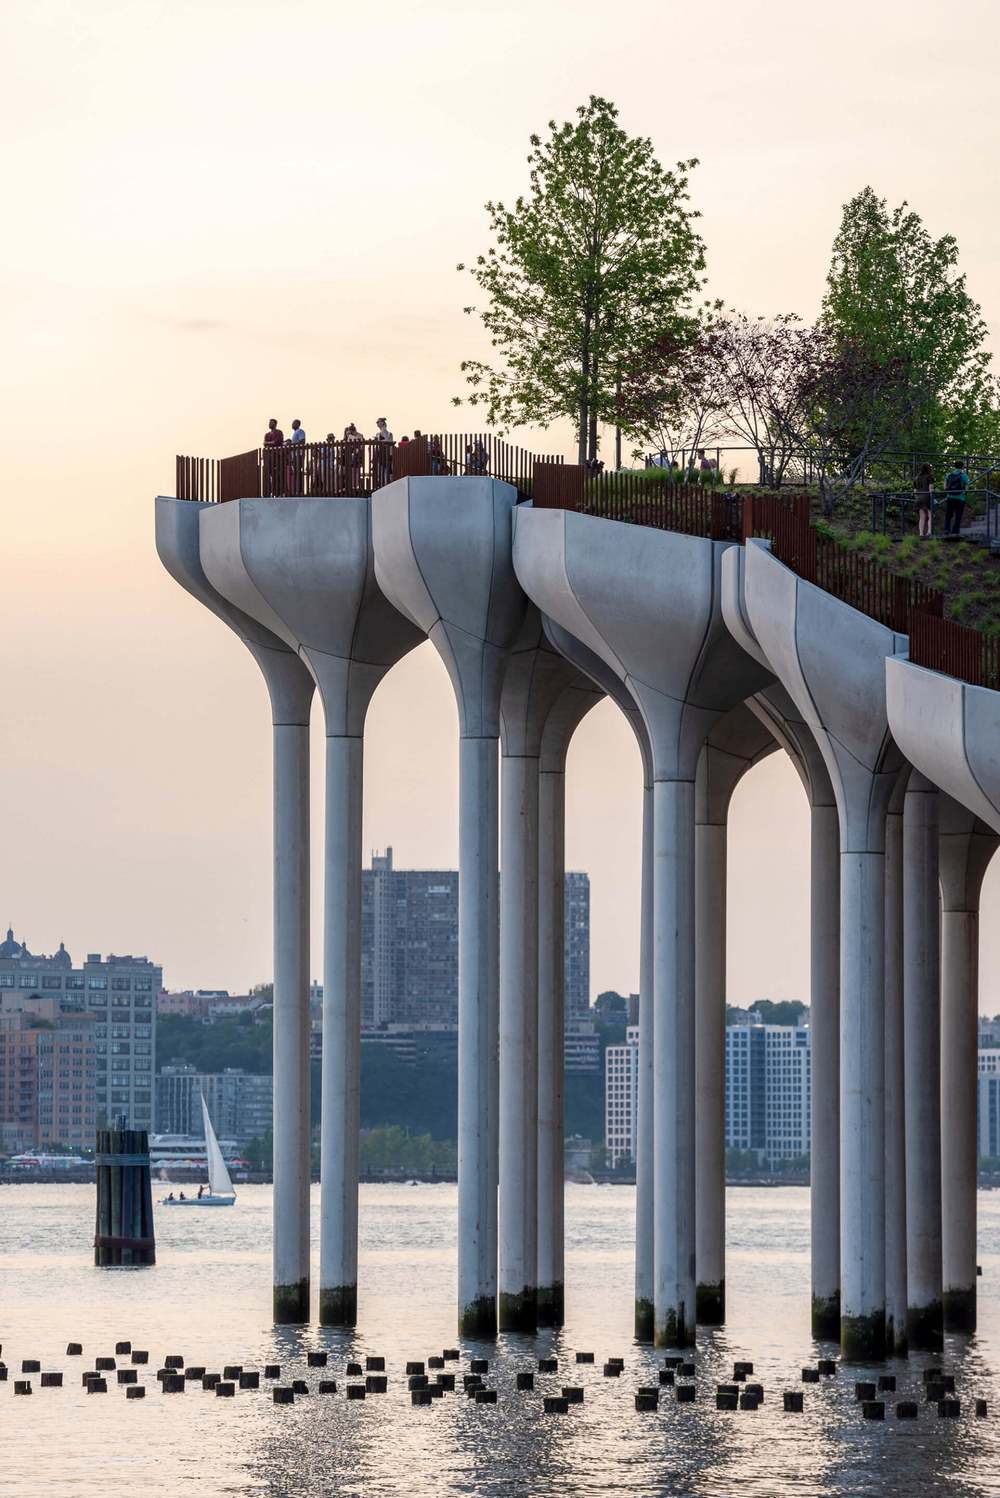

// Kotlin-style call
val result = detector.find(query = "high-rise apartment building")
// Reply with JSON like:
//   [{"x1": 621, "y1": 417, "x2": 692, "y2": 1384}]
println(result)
[
  {"x1": 0, "y1": 930, "x2": 159, "y2": 1131},
  {"x1": 726, "y1": 1022, "x2": 811, "y2": 1165},
  {"x1": 605, "y1": 1017, "x2": 811, "y2": 1169},
  {"x1": 360, "y1": 850, "x2": 591, "y2": 1033},
  {"x1": 156, "y1": 1065, "x2": 272, "y2": 1145},
  {"x1": 604, "y1": 1023, "x2": 638, "y2": 1167},
  {"x1": 977, "y1": 1049, "x2": 1000, "y2": 1157}
]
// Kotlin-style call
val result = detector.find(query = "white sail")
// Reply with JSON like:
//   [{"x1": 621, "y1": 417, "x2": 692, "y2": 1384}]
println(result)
[{"x1": 201, "y1": 1094, "x2": 235, "y2": 1199}]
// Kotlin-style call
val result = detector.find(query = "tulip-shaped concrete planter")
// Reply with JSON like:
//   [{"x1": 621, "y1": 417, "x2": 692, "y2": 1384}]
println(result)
[
  {"x1": 372, "y1": 476, "x2": 527, "y2": 1336},
  {"x1": 514, "y1": 507, "x2": 768, "y2": 1346},
  {"x1": 200, "y1": 496, "x2": 423, "y2": 1326},
  {"x1": 156, "y1": 497, "x2": 315, "y2": 1323},
  {"x1": 886, "y1": 656, "x2": 1000, "y2": 836},
  {"x1": 742, "y1": 539, "x2": 907, "y2": 1361},
  {"x1": 724, "y1": 547, "x2": 844, "y2": 1342}
]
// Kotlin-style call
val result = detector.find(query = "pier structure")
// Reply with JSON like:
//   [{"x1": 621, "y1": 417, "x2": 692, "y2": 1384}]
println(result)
[{"x1": 159, "y1": 439, "x2": 999, "y2": 1355}]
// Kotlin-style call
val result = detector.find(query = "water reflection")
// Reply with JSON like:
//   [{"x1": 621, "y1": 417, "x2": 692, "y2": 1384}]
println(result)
[{"x1": 1, "y1": 1184, "x2": 999, "y2": 1496}]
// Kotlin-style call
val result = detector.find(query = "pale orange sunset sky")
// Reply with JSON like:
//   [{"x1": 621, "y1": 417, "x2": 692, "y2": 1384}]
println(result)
[{"x1": 3, "y1": 0, "x2": 1000, "y2": 1004}]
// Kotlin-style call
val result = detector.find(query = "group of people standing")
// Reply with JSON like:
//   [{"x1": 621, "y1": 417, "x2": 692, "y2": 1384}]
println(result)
[
  {"x1": 913, "y1": 459, "x2": 970, "y2": 538},
  {"x1": 260, "y1": 418, "x2": 491, "y2": 495}
]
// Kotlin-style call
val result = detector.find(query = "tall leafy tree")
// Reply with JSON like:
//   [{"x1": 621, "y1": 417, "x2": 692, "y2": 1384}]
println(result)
[
  {"x1": 456, "y1": 96, "x2": 706, "y2": 462},
  {"x1": 821, "y1": 187, "x2": 993, "y2": 455}
]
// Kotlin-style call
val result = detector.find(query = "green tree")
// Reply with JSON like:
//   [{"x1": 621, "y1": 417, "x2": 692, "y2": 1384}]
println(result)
[
  {"x1": 821, "y1": 187, "x2": 994, "y2": 456},
  {"x1": 456, "y1": 96, "x2": 706, "y2": 462}
]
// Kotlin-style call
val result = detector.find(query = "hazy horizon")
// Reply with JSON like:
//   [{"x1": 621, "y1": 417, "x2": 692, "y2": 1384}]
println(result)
[{"x1": 4, "y1": 0, "x2": 1000, "y2": 1006}]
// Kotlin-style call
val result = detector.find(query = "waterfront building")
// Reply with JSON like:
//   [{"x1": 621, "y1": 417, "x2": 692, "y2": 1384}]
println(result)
[
  {"x1": 725, "y1": 1022, "x2": 811, "y2": 1166},
  {"x1": 360, "y1": 849, "x2": 590, "y2": 1040},
  {"x1": 0, "y1": 932, "x2": 158, "y2": 1130},
  {"x1": 156, "y1": 1064, "x2": 272, "y2": 1144},
  {"x1": 0, "y1": 994, "x2": 98, "y2": 1151},
  {"x1": 604, "y1": 1024, "x2": 639, "y2": 1167}
]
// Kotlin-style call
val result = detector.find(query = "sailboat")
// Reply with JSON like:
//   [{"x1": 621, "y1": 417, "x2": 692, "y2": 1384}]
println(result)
[{"x1": 160, "y1": 1095, "x2": 237, "y2": 1207}]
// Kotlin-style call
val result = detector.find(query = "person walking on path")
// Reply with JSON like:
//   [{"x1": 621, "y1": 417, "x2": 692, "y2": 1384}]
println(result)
[
  {"x1": 914, "y1": 462, "x2": 934, "y2": 538},
  {"x1": 944, "y1": 459, "x2": 970, "y2": 536},
  {"x1": 263, "y1": 417, "x2": 284, "y2": 495}
]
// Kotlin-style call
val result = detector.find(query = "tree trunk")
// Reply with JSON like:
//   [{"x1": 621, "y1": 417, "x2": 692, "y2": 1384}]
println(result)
[{"x1": 578, "y1": 314, "x2": 592, "y2": 465}]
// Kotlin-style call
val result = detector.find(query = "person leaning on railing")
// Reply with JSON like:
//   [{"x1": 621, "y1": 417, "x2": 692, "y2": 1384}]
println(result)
[
  {"x1": 465, "y1": 438, "x2": 489, "y2": 475},
  {"x1": 429, "y1": 435, "x2": 450, "y2": 475}
]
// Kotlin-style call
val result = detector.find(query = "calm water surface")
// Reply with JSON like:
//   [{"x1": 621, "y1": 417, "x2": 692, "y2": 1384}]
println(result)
[{"x1": 2, "y1": 1183, "x2": 1000, "y2": 1496}]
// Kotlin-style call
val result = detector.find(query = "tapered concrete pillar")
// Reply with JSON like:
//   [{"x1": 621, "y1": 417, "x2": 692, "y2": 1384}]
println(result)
[
  {"x1": 536, "y1": 669, "x2": 602, "y2": 1326},
  {"x1": 742, "y1": 540, "x2": 905, "y2": 1360},
  {"x1": 541, "y1": 616, "x2": 655, "y2": 1339},
  {"x1": 728, "y1": 560, "x2": 843, "y2": 1343},
  {"x1": 694, "y1": 708, "x2": 776, "y2": 1324},
  {"x1": 156, "y1": 496, "x2": 316, "y2": 1322},
  {"x1": 498, "y1": 615, "x2": 591, "y2": 1331},
  {"x1": 902, "y1": 770, "x2": 942, "y2": 1349},
  {"x1": 939, "y1": 797, "x2": 998, "y2": 1331},
  {"x1": 883, "y1": 779, "x2": 908, "y2": 1356},
  {"x1": 199, "y1": 497, "x2": 422, "y2": 1325},
  {"x1": 515, "y1": 509, "x2": 768, "y2": 1347},
  {"x1": 373, "y1": 477, "x2": 527, "y2": 1335}
]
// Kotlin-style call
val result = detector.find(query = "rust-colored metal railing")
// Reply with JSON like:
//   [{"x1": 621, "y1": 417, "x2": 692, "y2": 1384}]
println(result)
[
  {"x1": 909, "y1": 612, "x2": 1000, "y2": 690},
  {"x1": 743, "y1": 491, "x2": 943, "y2": 634},
  {"x1": 532, "y1": 465, "x2": 743, "y2": 540},
  {"x1": 176, "y1": 433, "x2": 561, "y2": 504}
]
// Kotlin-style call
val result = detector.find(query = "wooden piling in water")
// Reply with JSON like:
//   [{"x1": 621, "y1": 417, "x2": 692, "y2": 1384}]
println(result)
[{"x1": 93, "y1": 1127, "x2": 155, "y2": 1267}]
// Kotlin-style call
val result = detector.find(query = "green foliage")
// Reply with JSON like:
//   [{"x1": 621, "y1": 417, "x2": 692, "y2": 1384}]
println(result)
[
  {"x1": 157, "y1": 1014, "x2": 272, "y2": 1075},
  {"x1": 359, "y1": 1126, "x2": 456, "y2": 1176},
  {"x1": 821, "y1": 187, "x2": 994, "y2": 455},
  {"x1": 361, "y1": 1044, "x2": 456, "y2": 1140},
  {"x1": 456, "y1": 96, "x2": 706, "y2": 461},
  {"x1": 726, "y1": 999, "x2": 809, "y2": 1027}
]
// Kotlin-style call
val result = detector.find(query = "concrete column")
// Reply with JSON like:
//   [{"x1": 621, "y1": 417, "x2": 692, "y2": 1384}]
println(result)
[
  {"x1": 319, "y1": 734, "x2": 363, "y2": 1325},
  {"x1": 810, "y1": 799, "x2": 841, "y2": 1340},
  {"x1": 536, "y1": 763, "x2": 566, "y2": 1326},
  {"x1": 653, "y1": 777, "x2": 697, "y2": 1346},
  {"x1": 883, "y1": 801, "x2": 908, "y2": 1355},
  {"x1": 695, "y1": 816, "x2": 726, "y2": 1324},
  {"x1": 840, "y1": 850, "x2": 887, "y2": 1360},
  {"x1": 902, "y1": 771, "x2": 942, "y2": 1349},
  {"x1": 459, "y1": 735, "x2": 500, "y2": 1334},
  {"x1": 374, "y1": 476, "x2": 527, "y2": 1337},
  {"x1": 271, "y1": 717, "x2": 312, "y2": 1321},
  {"x1": 634, "y1": 782, "x2": 654, "y2": 1341},
  {"x1": 156, "y1": 497, "x2": 318, "y2": 1324},
  {"x1": 941, "y1": 906, "x2": 977, "y2": 1330},
  {"x1": 939, "y1": 798, "x2": 997, "y2": 1332},
  {"x1": 499, "y1": 753, "x2": 539, "y2": 1330},
  {"x1": 198, "y1": 495, "x2": 422, "y2": 1327}
]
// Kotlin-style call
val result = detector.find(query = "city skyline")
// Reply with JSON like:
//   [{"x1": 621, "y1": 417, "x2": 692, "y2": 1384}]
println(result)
[{"x1": 6, "y1": 0, "x2": 1000, "y2": 1011}]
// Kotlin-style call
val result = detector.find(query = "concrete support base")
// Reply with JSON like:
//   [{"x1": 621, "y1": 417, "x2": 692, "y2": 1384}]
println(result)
[
  {"x1": 498, "y1": 1290, "x2": 538, "y2": 1333},
  {"x1": 459, "y1": 1297, "x2": 499, "y2": 1339},
  {"x1": 319, "y1": 1286, "x2": 358, "y2": 1327},
  {"x1": 811, "y1": 1293, "x2": 841, "y2": 1342},
  {"x1": 841, "y1": 1311, "x2": 886, "y2": 1363},
  {"x1": 536, "y1": 1283, "x2": 564, "y2": 1327},
  {"x1": 696, "y1": 1282, "x2": 725, "y2": 1325},
  {"x1": 943, "y1": 1287, "x2": 977, "y2": 1332},
  {"x1": 273, "y1": 1281, "x2": 310, "y2": 1325}
]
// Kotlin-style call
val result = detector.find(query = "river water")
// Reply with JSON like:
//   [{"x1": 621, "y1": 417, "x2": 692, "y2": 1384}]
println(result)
[{"x1": 2, "y1": 1182, "x2": 1000, "y2": 1496}]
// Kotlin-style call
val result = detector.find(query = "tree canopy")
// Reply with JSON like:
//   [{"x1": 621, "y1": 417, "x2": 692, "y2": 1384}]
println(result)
[
  {"x1": 456, "y1": 96, "x2": 706, "y2": 462},
  {"x1": 821, "y1": 187, "x2": 994, "y2": 456}
]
